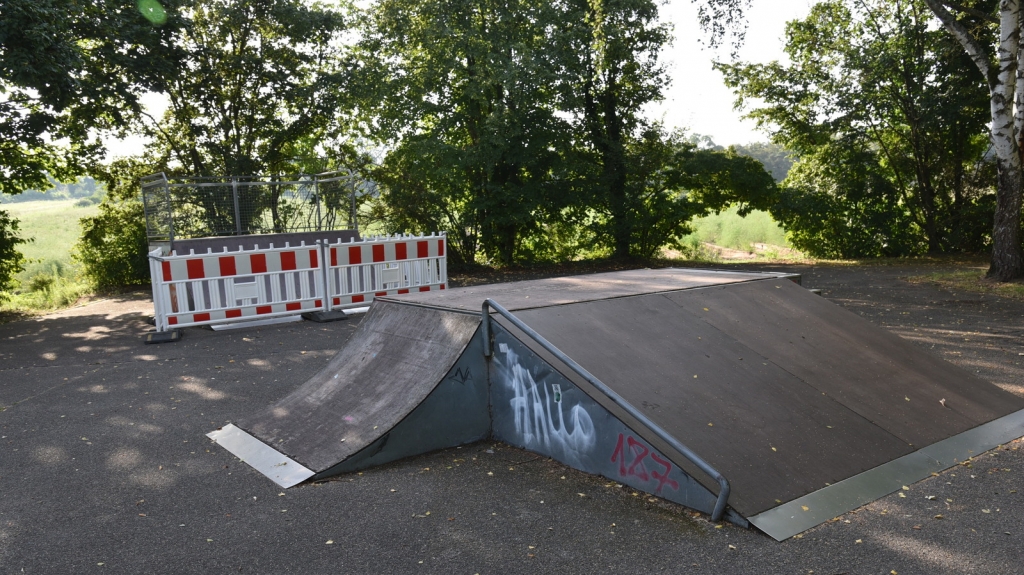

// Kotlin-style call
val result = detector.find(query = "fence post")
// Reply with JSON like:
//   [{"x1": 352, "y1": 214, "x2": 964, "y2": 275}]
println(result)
[
  {"x1": 163, "y1": 176, "x2": 175, "y2": 245},
  {"x1": 317, "y1": 240, "x2": 329, "y2": 312},
  {"x1": 231, "y1": 177, "x2": 242, "y2": 235},
  {"x1": 350, "y1": 176, "x2": 358, "y2": 234},
  {"x1": 148, "y1": 249, "x2": 166, "y2": 332},
  {"x1": 314, "y1": 175, "x2": 322, "y2": 232}
]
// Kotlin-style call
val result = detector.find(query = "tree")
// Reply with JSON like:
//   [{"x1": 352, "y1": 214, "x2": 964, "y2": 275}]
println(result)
[
  {"x1": 719, "y1": 0, "x2": 993, "y2": 258},
  {"x1": 0, "y1": 0, "x2": 185, "y2": 195},
  {"x1": 553, "y1": 0, "x2": 671, "y2": 258},
  {"x1": 0, "y1": 0, "x2": 185, "y2": 293},
  {"x1": 140, "y1": 0, "x2": 360, "y2": 234},
  {"x1": 363, "y1": 0, "x2": 577, "y2": 266},
  {"x1": 924, "y1": 0, "x2": 1023, "y2": 279},
  {"x1": 75, "y1": 158, "x2": 153, "y2": 290},
  {"x1": 0, "y1": 211, "x2": 26, "y2": 298},
  {"x1": 731, "y1": 142, "x2": 794, "y2": 182}
]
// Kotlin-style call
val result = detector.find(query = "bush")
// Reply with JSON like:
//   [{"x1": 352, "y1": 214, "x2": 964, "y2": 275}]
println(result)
[
  {"x1": 75, "y1": 199, "x2": 149, "y2": 291},
  {"x1": 0, "y1": 210, "x2": 28, "y2": 299},
  {"x1": 74, "y1": 159, "x2": 152, "y2": 291},
  {"x1": 15, "y1": 260, "x2": 91, "y2": 310}
]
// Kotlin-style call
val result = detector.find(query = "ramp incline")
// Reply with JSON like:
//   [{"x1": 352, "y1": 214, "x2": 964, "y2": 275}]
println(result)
[
  {"x1": 505, "y1": 279, "x2": 1024, "y2": 518},
  {"x1": 209, "y1": 301, "x2": 480, "y2": 484},
  {"x1": 208, "y1": 268, "x2": 1024, "y2": 540}
]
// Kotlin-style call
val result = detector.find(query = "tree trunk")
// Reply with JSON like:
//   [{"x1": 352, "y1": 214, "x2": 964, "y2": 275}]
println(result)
[
  {"x1": 606, "y1": 144, "x2": 630, "y2": 258},
  {"x1": 924, "y1": 0, "x2": 1024, "y2": 279},
  {"x1": 990, "y1": 158, "x2": 1024, "y2": 279}
]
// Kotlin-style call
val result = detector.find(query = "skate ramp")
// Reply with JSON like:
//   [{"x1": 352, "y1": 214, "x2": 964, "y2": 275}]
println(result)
[
  {"x1": 492, "y1": 278, "x2": 1024, "y2": 538},
  {"x1": 208, "y1": 268, "x2": 1024, "y2": 540},
  {"x1": 208, "y1": 300, "x2": 487, "y2": 486}
]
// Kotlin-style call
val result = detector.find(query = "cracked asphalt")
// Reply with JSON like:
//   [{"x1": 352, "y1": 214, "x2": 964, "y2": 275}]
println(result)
[{"x1": 1, "y1": 262, "x2": 1022, "y2": 574}]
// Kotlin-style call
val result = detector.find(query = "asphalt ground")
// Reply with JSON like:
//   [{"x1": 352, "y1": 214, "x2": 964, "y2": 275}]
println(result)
[{"x1": 1, "y1": 263, "x2": 1022, "y2": 575}]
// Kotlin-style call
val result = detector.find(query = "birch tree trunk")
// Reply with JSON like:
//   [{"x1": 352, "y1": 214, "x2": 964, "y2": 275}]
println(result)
[{"x1": 925, "y1": 0, "x2": 1024, "y2": 280}]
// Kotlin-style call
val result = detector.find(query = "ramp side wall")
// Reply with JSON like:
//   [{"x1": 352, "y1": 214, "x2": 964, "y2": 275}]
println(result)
[
  {"x1": 488, "y1": 324, "x2": 747, "y2": 527},
  {"x1": 314, "y1": 328, "x2": 491, "y2": 476}
]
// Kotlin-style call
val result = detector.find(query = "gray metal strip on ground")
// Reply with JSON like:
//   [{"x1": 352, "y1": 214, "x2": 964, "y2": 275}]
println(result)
[
  {"x1": 206, "y1": 424, "x2": 315, "y2": 488},
  {"x1": 209, "y1": 315, "x2": 303, "y2": 331},
  {"x1": 749, "y1": 408, "x2": 1024, "y2": 541}
]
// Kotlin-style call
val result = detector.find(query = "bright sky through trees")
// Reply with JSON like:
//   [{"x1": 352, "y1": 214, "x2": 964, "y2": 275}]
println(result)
[
  {"x1": 103, "y1": 0, "x2": 813, "y2": 158},
  {"x1": 648, "y1": 0, "x2": 813, "y2": 145}
]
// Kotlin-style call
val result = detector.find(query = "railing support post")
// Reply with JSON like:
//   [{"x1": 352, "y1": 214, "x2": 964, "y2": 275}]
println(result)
[{"x1": 481, "y1": 301, "x2": 492, "y2": 357}]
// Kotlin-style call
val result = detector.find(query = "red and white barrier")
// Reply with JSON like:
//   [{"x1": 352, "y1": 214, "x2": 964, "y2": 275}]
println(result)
[
  {"x1": 148, "y1": 233, "x2": 447, "y2": 333},
  {"x1": 324, "y1": 234, "x2": 447, "y2": 309}
]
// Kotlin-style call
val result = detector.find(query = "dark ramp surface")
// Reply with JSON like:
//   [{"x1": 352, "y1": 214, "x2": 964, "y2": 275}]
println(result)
[
  {"x1": 508, "y1": 280, "x2": 1024, "y2": 517},
  {"x1": 665, "y1": 280, "x2": 1024, "y2": 447},
  {"x1": 236, "y1": 300, "x2": 479, "y2": 472},
  {"x1": 387, "y1": 267, "x2": 774, "y2": 312}
]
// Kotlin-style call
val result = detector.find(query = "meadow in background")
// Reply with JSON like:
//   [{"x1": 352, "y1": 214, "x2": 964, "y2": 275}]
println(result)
[{"x1": 0, "y1": 199, "x2": 99, "y2": 313}]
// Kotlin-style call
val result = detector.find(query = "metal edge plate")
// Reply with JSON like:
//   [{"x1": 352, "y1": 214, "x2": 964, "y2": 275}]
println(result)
[
  {"x1": 748, "y1": 408, "x2": 1024, "y2": 541},
  {"x1": 207, "y1": 424, "x2": 315, "y2": 488},
  {"x1": 210, "y1": 315, "x2": 304, "y2": 331}
]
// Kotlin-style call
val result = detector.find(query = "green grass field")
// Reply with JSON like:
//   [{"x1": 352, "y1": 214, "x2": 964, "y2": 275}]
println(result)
[
  {"x1": 2, "y1": 200, "x2": 99, "y2": 311},
  {"x1": 685, "y1": 206, "x2": 790, "y2": 250}
]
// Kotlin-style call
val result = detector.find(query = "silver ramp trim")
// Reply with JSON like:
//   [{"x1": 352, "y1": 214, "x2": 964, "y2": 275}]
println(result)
[
  {"x1": 207, "y1": 424, "x2": 315, "y2": 488},
  {"x1": 749, "y1": 408, "x2": 1024, "y2": 541}
]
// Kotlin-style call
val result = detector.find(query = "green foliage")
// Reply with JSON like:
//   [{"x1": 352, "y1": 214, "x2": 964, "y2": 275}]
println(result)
[
  {"x1": 0, "y1": 210, "x2": 27, "y2": 299},
  {"x1": 142, "y1": 0, "x2": 361, "y2": 235},
  {"x1": 560, "y1": 0, "x2": 672, "y2": 258},
  {"x1": 731, "y1": 142, "x2": 794, "y2": 182},
  {"x1": 364, "y1": 0, "x2": 578, "y2": 266},
  {"x1": 0, "y1": 0, "x2": 186, "y2": 196},
  {"x1": 75, "y1": 159, "x2": 152, "y2": 290},
  {"x1": 610, "y1": 129, "x2": 697, "y2": 259},
  {"x1": 685, "y1": 206, "x2": 790, "y2": 251},
  {"x1": 586, "y1": 127, "x2": 780, "y2": 259},
  {"x1": 718, "y1": 0, "x2": 994, "y2": 258},
  {"x1": 364, "y1": 0, "x2": 761, "y2": 264},
  {"x1": 671, "y1": 234, "x2": 722, "y2": 262},
  {"x1": 773, "y1": 158, "x2": 922, "y2": 258},
  {"x1": 76, "y1": 201, "x2": 149, "y2": 290},
  {"x1": 519, "y1": 215, "x2": 609, "y2": 263},
  {"x1": 10, "y1": 260, "x2": 92, "y2": 310}
]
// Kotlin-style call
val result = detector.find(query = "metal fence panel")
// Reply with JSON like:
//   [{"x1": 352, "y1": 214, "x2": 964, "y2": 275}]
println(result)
[{"x1": 141, "y1": 171, "x2": 370, "y2": 243}]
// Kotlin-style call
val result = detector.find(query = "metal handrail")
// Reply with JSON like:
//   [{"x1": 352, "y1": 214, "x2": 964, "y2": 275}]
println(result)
[{"x1": 480, "y1": 298, "x2": 731, "y2": 522}]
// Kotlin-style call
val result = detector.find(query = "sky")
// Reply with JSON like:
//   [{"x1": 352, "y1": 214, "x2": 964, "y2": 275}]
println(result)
[
  {"x1": 104, "y1": 0, "x2": 815, "y2": 158},
  {"x1": 649, "y1": 0, "x2": 815, "y2": 146}
]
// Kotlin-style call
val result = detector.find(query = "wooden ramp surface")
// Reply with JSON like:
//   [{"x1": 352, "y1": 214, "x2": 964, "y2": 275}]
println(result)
[
  {"x1": 236, "y1": 302, "x2": 480, "y2": 472},
  {"x1": 509, "y1": 279, "x2": 1024, "y2": 516},
  {"x1": 388, "y1": 267, "x2": 774, "y2": 312}
]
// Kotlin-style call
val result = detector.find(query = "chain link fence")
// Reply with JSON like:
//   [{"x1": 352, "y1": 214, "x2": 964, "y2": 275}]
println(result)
[{"x1": 142, "y1": 171, "x2": 372, "y2": 244}]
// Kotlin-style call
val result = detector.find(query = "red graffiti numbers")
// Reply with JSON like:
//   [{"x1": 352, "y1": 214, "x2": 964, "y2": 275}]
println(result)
[
  {"x1": 611, "y1": 433, "x2": 679, "y2": 493},
  {"x1": 649, "y1": 452, "x2": 680, "y2": 492}
]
